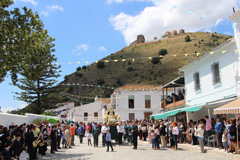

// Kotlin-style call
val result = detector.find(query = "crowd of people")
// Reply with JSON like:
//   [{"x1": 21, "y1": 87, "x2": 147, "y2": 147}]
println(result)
[
  {"x1": 166, "y1": 89, "x2": 185, "y2": 104},
  {"x1": 0, "y1": 114, "x2": 240, "y2": 160}
]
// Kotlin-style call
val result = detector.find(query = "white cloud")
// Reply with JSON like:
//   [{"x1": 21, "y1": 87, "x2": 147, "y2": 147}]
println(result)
[
  {"x1": 0, "y1": 101, "x2": 27, "y2": 113},
  {"x1": 41, "y1": 5, "x2": 64, "y2": 16},
  {"x1": 1, "y1": 107, "x2": 15, "y2": 113},
  {"x1": 107, "y1": 0, "x2": 152, "y2": 4},
  {"x1": 73, "y1": 44, "x2": 90, "y2": 56},
  {"x1": 98, "y1": 46, "x2": 107, "y2": 52},
  {"x1": 109, "y1": 0, "x2": 235, "y2": 44},
  {"x1": 107, "y1": 0, "x2": 124, "y2": 4},
  {"x1": 16, "y1": 0, "x2": 38, "y2": 6}
]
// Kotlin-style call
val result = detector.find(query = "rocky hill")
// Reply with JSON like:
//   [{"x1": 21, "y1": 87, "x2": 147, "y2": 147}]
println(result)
[{"x1": 63, "y1": 32, "x2": 232, "y2": 103}]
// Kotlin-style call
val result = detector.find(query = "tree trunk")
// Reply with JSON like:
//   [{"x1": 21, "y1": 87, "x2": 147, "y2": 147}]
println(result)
[{"x1": 37, "y1": 79, "x2": 41, "y2": 114}]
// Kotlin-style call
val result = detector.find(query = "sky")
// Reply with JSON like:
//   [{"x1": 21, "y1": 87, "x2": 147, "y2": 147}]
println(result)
[{"x1": 0, "y1": 0, "x2": 239, "y2": 112}]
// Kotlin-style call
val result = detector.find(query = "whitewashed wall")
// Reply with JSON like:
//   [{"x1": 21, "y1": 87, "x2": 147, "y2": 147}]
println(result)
[
  {"x1": 0, "y1": 113, "x2": 60, "y2": 127},
  {"x1": 69, "y1": 101, "x2": 109, "y2": 122},
  {"x1": 184, "y1": 40, "x2": 238, "y2": 107},
  {"x1": 115, "y1": 90, "x2": 161, "y2": 120}
]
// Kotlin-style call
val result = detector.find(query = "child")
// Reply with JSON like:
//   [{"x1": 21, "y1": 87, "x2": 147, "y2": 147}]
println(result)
[
  {"x1": 106, "y1": 129, "x2": 114, "y2": 152},
  {"x1": 62, "y1": 129, "x2": 67, "y2": 148},
  {"x1": 222, "y1": 129, "x2": 228, "y2": 152},
  {"x1": 13, "y1": 134, "x2": 22, "y2": 160},
  {"x1": 87, "y1": 131, "x2": 92, "y2": 146},
  {"x1": 169, "y1": 125, "x2": 174, "y2": 149},
  {"x1": 150, "y1": 130, "x2": 155, "y2": 149}
]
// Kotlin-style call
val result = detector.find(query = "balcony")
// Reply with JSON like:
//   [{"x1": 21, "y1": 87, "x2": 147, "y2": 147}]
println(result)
[{"x1": 163, "y1": 97, "x2": 186, "y2": 110}]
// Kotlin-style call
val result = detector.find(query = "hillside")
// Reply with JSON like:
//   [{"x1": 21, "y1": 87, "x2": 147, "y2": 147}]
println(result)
[{"x1": 63, "y1": 32, "x2": 232, "y2": 103}]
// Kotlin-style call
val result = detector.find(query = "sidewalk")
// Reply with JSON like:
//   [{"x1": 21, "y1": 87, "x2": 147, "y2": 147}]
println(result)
[{"x1": 178, "y1": 143, "x2": 240, "y2": 160}]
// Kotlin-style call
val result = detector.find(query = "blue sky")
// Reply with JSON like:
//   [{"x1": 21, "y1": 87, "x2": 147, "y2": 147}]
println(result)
[{"x1": 0, "y1": 0, "x2": 238, "y2": 112}]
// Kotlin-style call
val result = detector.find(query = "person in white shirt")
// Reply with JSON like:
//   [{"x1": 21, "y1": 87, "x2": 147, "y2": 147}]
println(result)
[
  {"x1": 195, "y1": 124, "x2": 206, "y2": 153},
  {"x1": 117, "y1": 122, "x2": 125, "y2": 145},
  {"x1": 172, "y1": 121, "x2": 179, "y2": 150},
  {"x1": 101, "y1": 123, "x2": 110, "y2": 147}
]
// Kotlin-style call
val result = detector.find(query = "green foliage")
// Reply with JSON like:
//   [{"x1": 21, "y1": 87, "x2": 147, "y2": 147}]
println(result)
[
  {"x1": 64, "y1": 75, "x2": 68, "y2": 82},
  {"x1": 158, "y1": 49, "x2": 168, "y2": 56},
  {"x1": 76, "y1": 66, "x2": 81, "y2": 71},
  {"x1": 42, "y1": 110, "x2": 56, "y2": 116},
  {"x1": 127, "y1": 67, "x2": 134, "y2": 72},
  {"x1": 185, "y1": 35, "x2": 191, "y2": 42},
  {"x1": 96, "y1": 61, "x2": 105, "y2": 69},
  {"x1": 76, "y1": 73, "x2": 83, "y2": 77},
  {"x1": 97, "y1": 79, "x2": 105, "y2": 85},
  {"x1": 151, "y1": 57, "x2": 161, "y2": 64},
  {"x1": 82, "y1": 66, "x2": 87, "y2": 69},
  {"x1": 134, "y1": 73, "x2": 139, "y2": 77}
]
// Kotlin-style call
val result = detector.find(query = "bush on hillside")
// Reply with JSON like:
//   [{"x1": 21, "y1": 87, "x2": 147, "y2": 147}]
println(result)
[
  {"x1": 76, "y1": 66, "x2": 81, "y2": 71},
  {"x1": 185, "y1": 35, "x2": 191, "y2": 42},
  {"x1": 151, "y1": 57, "x2": 161, "y2": 64},
  {"x1": 127, "y1": 67, "x2": 134, "y2": 72},
  {"x1": 82, "y1": 65, "x2": 87, "y2": 69},
  {"x1": 158, "y1": 49, "x2": 168, "y2": 56},
  {"x1": 76, "y1": 73, "x2": 83, "y2": 77},
  {"x1": 96, "y1": 61, "x2": 105, "y2": 69},
  {"x1": 97, "y1": 79, "x2": 105, "y2": 85}
]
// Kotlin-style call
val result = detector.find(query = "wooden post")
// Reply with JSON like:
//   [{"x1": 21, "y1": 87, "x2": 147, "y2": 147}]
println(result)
[{"x1": 237, "y1": 116, "x2": 239, "y2": 154}]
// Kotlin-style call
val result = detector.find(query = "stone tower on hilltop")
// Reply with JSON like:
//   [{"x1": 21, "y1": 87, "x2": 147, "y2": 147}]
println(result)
[{"x1": 129, "y1": 34, "x2": 145, "y2": 46}]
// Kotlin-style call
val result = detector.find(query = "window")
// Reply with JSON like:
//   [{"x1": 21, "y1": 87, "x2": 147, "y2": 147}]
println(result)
[
  {"x1": 94, "y1": 112, "x2": 98, "y2": 117},
  {"x1": 145, "y1": 95, "x2": 151, "y2": 108},
  {"x1": 84, "y1": 112, "x2": 88, "y2": 117},
  {"x1": 193, "y1": 72, "x2": 201, "y2": 91},
  {"x1": 211, "y1": 62, "x2": 221, "y2": 84},
  {"x1": 129, "y1": 113, "x2": 135, "y2": 121},
  {"x1": 128, "y1": 95, "x2": 134, "y2": 109}
]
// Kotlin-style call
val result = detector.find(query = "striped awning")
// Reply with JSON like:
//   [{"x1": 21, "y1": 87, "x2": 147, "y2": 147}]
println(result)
[{"x1": 213, "y1": 98, "x2": 240, "y2": 115}]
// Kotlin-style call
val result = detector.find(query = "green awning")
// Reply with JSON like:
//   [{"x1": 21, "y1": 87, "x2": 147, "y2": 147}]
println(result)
[
  {"x1": 164, "y1": 109, "x2": 181, "y2": 117},
  {"x1": 150, "y1": 113, "x2": 165, "y2": 120},
  {"x1": 181, "y1": 105, "x2": 204, "y2": 112}
]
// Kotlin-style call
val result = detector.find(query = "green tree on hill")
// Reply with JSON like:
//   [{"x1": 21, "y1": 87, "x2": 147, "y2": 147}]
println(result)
[
  {"x1": 96, "y1": 61, "x2": 105, "y2": 69},
  {"x1": 185, "y1": 35, "x2": 191, "y2": 42},
  {"x1": 151, "y1": 57, "x2": 161, "y2": 64},
  {"x1": 158, "y1": 49, "x2": 168, "y2": 56}
]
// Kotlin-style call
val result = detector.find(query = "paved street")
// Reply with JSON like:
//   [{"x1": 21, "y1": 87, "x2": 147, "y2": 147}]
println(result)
[{"x1": 39, "y1": 136, "x2": 233, "y2": 160}]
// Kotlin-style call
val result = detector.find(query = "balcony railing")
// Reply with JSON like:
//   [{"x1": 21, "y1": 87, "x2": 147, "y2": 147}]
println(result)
[{"x1": 163, "y1": 97, "x2": 186, "y2": 110}]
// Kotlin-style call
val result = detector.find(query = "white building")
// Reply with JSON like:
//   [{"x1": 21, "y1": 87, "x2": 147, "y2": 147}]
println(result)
[
  {"x1": 112, "y1": 85, "x2": 162, "y2": 121},
  {"x1": 67, "y1": 98, "x2": 111, "y2": 122},
  {"x1": 179, "y1": 9, "x2": 240, "y2": 121},
  {"x1": 45, "y1": 102, "x2": 74, "y2": 119}
]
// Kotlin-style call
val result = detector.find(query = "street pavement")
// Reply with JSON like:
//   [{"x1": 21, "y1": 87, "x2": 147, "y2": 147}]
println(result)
[{"x1": 39, "y1": 136, "x2": 235, "y2": 160}]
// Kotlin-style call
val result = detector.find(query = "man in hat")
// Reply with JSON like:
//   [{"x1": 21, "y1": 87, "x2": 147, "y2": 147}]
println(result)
[{"x1": 92, "y1": 123, "x2": 100, "y2": 147}]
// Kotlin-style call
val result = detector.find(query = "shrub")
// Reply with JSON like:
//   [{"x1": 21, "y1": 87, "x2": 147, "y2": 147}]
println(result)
[
  {"x1": 151, "y1": 57, "x2": 161, "y2": 64},
  {"x1": 96, "y1": 61, "x2": 105, "y2": 69},
  {"x1": 158, "y1": 49, "x2": 168, "y2": 56},
  {"x1": 76, "y1": 66, "x2": 81, "y2": 71},
  {"x1": 97, "y1": 79, "x2": 105, "y2": 85},
  {"x1": 64, "y1": 75, "x2": 68, "y2": 82},
  {"x1": 185, "y1": 35, "x2": 191, "y2": 42},
  {"x1": 116, "y1": 78, "x2": 122, "y2": 86},
  {"x1": 135, "y1": 73, "x2": 139, "y2": 77},
  {"x1": 76, "y1": 73, "x2": 83, "y2": 77},
  {"x1": 127, "y1": 67, "x2": 134, "y2": 72},
  {"x1": 82, "y1": 65, "x2": 87, "y2": 69},
  {"x1": 128, "y1": 61, "x2": 132, "y2": 65}
]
